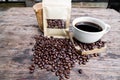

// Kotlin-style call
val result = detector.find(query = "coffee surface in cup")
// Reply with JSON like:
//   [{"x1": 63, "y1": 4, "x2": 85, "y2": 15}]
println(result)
[{"x1": 75, "y1": 22, "x2": 102, "y2": 32}]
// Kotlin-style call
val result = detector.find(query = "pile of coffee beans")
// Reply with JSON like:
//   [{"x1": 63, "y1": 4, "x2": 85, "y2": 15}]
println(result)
[
  {"x1": 29, "y1": 35, "x2": 105, "y2": 80},
  {"x1": 47, "y1": 19, "x2": 66, "y2": 28},
  {"x1": 74, "y1": 38, "x2": 105, "y2": 51}
]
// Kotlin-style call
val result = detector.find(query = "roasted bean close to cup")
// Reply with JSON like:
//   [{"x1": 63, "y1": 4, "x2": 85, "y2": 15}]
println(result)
[{"x1": 29, "y1": 35, "x2": 105, "y2": 80}]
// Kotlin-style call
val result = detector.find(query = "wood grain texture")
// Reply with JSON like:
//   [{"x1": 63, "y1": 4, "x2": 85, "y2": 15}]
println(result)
[{"x1": 0, "y1": 8, "x2": 120, "y2": 80}]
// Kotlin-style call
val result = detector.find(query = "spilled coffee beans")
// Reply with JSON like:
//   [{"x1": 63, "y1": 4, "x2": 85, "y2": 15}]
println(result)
[{"x1": 29, "y1": 35, "x2": 105, "y2": 80}]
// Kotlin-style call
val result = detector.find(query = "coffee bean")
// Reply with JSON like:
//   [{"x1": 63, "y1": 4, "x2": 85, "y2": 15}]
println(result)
[
  {"x1": 31, "y1": 58, "x2": 35, "y2": 61},
  {"x1": 29, "y1": 69, "x2": 34, "y2": 74},
  {"x1": 29, "y1": 35, "x2": 104, "y2": 80},
  {"x1": 65, "y1": 74, "x2": 70, "y2": 79},
  {"x1": 47, "y1": 19, "x2": 65, "y2": 29},
  {"x1": 97, "y1": 53, "x2": 100, "y2": 56},
  {"x1": 31, "y1": 64, "x2": 35, "y2": 67},
  {"x1": 82, "y1": 61, "x2": 86, "y2": 65},
  {"x1": 79, "y1": 61, "x2": 82, "y2": 65},
  {"x1": 59, "y1": 78, "x2": 64, "y2": 80},
  {"x1": 32, "y1": 48, "x2": 35, "y2": 51},
  {"x1": 55, "y1": 71, "x2": 60, "y2": 76},
  {"x1": 51, "y1": 68, "x2": 56, "y2": 72},
  {"x1": 86, "y1": 59, "x2": 89, "y2": 62},
  {"x1": 78, "y1": 69, "x2": 82, "y2": 74},
  {"x1": 93, "y1": 53, "x2": 98, "y2": 57},
  {"x1": 29, "y1": 67, "x2": 34, "y2": 70}
]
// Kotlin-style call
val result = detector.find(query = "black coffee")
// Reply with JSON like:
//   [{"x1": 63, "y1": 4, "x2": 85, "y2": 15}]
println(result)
[{"x1": 75, "y1": 22, "x2": 103, "y2": 32}]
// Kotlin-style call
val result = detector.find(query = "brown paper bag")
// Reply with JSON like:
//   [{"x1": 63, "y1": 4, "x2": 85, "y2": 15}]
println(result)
[{"x1": 43, "y1": 0, "x2": 71, "y2": 38}]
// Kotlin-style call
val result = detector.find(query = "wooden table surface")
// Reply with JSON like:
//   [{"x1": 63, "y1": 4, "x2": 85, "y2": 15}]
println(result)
[{"x1": 0, "y1": 8, "x2": 120, "y2": 80}]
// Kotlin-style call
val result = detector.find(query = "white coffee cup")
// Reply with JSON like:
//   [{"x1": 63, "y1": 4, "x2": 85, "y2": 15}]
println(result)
[{"x1": 72, "y1": 17, "x2": 111, "y2": 43}]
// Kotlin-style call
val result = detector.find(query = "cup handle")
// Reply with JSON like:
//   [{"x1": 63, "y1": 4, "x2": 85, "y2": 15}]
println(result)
[{"x1": 104, "y1": 24, "x2": 111, "y2": 34}]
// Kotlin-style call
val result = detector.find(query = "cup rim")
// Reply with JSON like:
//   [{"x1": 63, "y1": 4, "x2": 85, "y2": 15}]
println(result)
[{"x1": 72, "y1": 17, "x2": 107, "y2": 34}]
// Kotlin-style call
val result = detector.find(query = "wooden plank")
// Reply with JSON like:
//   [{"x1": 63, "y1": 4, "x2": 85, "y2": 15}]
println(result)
[{"x1": 0, "y1": 8, "x2": 120, "y2": 80}]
